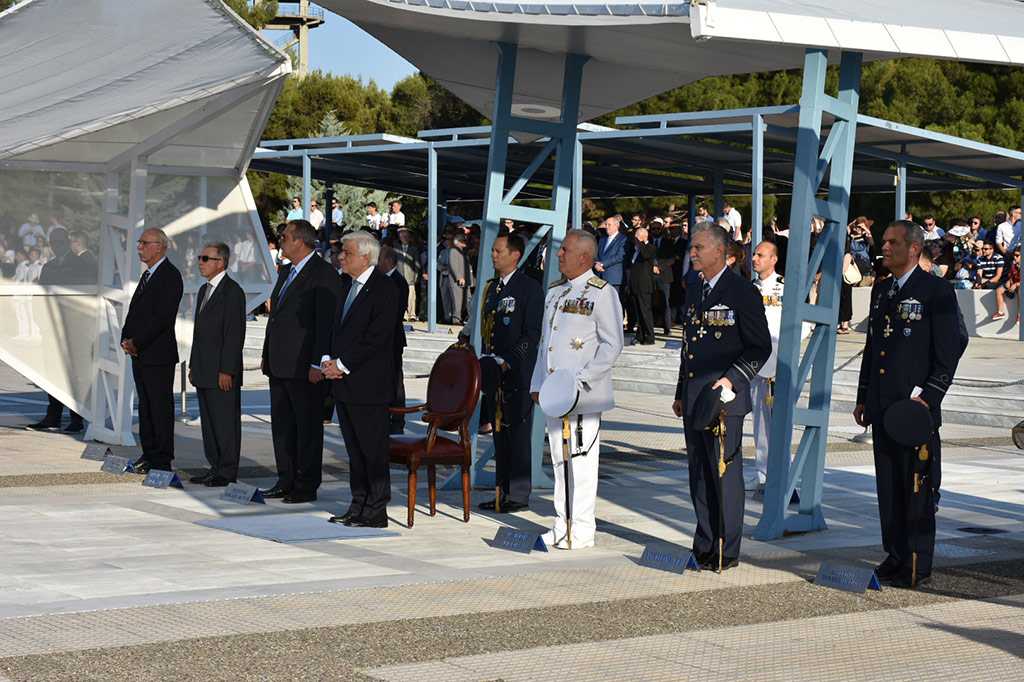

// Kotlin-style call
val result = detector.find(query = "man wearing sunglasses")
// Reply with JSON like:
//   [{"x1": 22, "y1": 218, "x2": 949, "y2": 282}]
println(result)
[{"x1": 188, "y1": 243, "x2": 246, "y2": 487}]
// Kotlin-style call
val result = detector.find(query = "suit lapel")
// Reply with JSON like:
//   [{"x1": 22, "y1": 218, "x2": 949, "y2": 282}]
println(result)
[
  {"x1": 700, "y1": 267, "x2": 729, "y2": 312},
  {"x1": 342, "y1": 269, "x2": 375, "y2": 326}
]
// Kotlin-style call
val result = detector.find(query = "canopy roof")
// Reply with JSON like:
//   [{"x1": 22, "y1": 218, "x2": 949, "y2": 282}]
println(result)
[
  {"x1": 0, "y1": 0, "x2": 290, "y2": 171},
  {"x1": 250, "y1": 106, "x2": 1024, "y2": 202},
  {"x1": 319, "y1": 0, "x2": 1024, "y2": 126}
]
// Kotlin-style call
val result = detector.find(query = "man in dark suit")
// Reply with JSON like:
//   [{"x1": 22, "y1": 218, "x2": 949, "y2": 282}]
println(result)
[
  {"x1": 594, "y1": 215, "x2": 627, "y2": 294},
  {"x1": 29, "y1": 227, "x2": 86, "y2": 433},
  {"x1": 628, "y1": 227, "x2": 656, "y2": 345},
  {"x1": 70, "y1": 230, "x2": 99, "y2": 284},
  {"x1": 393, "y1": 228, "x2": 421, "y2": 321},
  {"x1": 463, "y1": 233, "x2": 543, "y2": 512},
  {"x1": 188, "y1": 242, "x2": 246, "y2": 487},
  {"x1": 378, "y1": 246, "x2": 409, "y2": 435},
  {"x1": 855, "y1": 220, "x2": 964, "y2": 588},
  {"x1": 261, "y1": 219, "x2": 342, "y2": 503},
  {"x1": 323, "y1": 231, "x2": 401, "y2": 528},
  {"x1": 652, "y1": 219, "x2": 676, "y2": 334},
  {"x1": 672, "y1": 222, "x2": 771, "y2": 571},
  {"x1": 122, "y1": 228, "x2": 184, "y2": 473},
  {"x1": 667, "y1": 219, "x2": 689, "y2": 325}
]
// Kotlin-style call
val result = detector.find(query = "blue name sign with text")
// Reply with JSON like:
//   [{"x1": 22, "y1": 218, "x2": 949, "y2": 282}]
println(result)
[
  {"x1": 639, "y1": 545, "x2": 700, "y2": 573},
  {"x1": 493, "y1": 527, "x2": 547, "y2": 553},
  {"x1": 814, "y1": 562, "x2": 881, "y2": 593},
  {"x1": 100, "y1": 455, "x2": 135, "y2": 474},
  {"x1": 81, "y1": 444, "x2": 112, "y2": 462},
  {"x1": 220, "y1": 482, "x2": 265, "y2": 505},
  {"x1": 142, "y1": 470, "x2": 183, "y2": 489}
]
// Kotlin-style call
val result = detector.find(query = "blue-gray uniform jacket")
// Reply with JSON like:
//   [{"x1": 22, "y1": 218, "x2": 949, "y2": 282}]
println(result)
[
  {"x1": 856, "y1": 267, "x2": 963, "y2": 427},
  {"x1": 481, "y1": 269, "x2": 543, "y2": 391},
  {"x1": 675, "y1": 266, "x2": 771, "y2": 417}
]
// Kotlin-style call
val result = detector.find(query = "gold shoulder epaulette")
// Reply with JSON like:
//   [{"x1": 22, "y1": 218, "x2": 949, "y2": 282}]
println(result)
[
  {"x1": 777, "y1": 275, "x2": 784, "y2": 283},
  {"x1": 588, "y1": 276, "x2": 608, "y2": 289},
  {"x1": 548, "y1": 277, "x2": 567, "y2": 289}
]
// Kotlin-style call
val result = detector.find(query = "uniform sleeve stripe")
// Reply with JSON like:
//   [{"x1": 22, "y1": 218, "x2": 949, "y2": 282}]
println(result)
[
  {"x1": 926, "y1": 381, "x2": 948, "y2": 395},
  {"x1": 732, "y1": 359, "x2": 756, "y2": 382}
]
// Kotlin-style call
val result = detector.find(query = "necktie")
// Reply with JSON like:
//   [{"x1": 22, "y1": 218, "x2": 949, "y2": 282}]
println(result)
[
  {"x1": 495, "y1": 279, "x2": 504, "y2": 297},
  {"x1": 138, "y1": 269, "x2": 151, "y2": 294},
  {"x1": 889, "y1": 280, "x2": 900, "y2": 299},
  {"x1": 199, "y1": 285, "x2": 211, "y2": 314},
  {"x1": 702, "y1": 281, "x2": 711, "y2": 301},
  {"x1": 278, "y1": 267, "x2": 297, "y2": 300},
  {"x1": 342, "y1": 280, "x2": 361, "y2": 320}
]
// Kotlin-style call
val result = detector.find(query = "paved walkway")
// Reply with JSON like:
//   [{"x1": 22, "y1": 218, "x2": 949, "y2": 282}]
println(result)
[{"x1": 0, "y1": 332, "x2": 1022, "y2": 681}]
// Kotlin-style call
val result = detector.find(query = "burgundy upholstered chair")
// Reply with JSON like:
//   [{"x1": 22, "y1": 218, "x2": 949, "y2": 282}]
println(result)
[{"x1": 389, "y1": 342, "x2": 481, "y2": 528}]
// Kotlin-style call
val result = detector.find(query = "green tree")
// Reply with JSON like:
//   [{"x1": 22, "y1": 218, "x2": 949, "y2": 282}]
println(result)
[{"x1": 222, "y1": 0, "x2": 278, "y2": 30}]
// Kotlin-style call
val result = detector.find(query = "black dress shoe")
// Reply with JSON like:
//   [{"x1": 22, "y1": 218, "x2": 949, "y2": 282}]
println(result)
[
  {"x1": 282, "y1": 491, "x2": 317, "y2": 504},
  {"x1": 890, "y1": 571, "x2": 932, "y2": 589},
  {"x1": 874, "y1": 561, "x2": 901, "y2": 581},
  {"x1": 27, "y1": 420, "x2": 60, "y2": 431},
  {"x1": 189, "y1": 470, "x2": 215, "y2": 484},
  {"x1": 691, "y1": 549, "x2": 713, "y2": 566},
  {"x1": 701, "y1": 554, "x2": 739, "y2": 571},
  {"x1": 344, "y1": 515, "x2": 388, "y2": 528},
  {"x1": 131, "y1": 459, "x2": 152, "y2": 474},
  {"x1": 389, "y1": 425, "x2": 404, "y2": 435},
  {"x1": 63, "y1": 422, "x2": 85, "y2": 434},
  {"x1": 501, "y1": 500, "x2": 529, "y2": 513},
  {"x1": 260, "y1": 487, "x2": 293, "y2": 499},
  {"x1": 478, "y1": 499, "x2": 503, "y2": 510},
  {"x1": 203, "y1": 476, "x2": 233, "y2": 487},
  {"x1": 329, "y1": 511, "x2": 360, "y2": 524}
]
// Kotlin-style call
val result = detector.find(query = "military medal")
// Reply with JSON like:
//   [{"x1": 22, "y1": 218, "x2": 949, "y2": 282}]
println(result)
[
  {"x1": 714, "y1": 331, "x2": 722, "y2": 339},
  {"x1": 904, "y1": 328, "x2": 911, "y2": 337},
  {"x1": 571, "y1": 337, "x2": 583, "y2": 350},
  {"x1": 882, "y1": 315, "x2": 893, "y2": 338},
  {"x1": 503, "y1": 316, "x2": 510, "y2": 325},
  {"x1": 697, "y1": 327, "x2": 707, "y2": 338}
]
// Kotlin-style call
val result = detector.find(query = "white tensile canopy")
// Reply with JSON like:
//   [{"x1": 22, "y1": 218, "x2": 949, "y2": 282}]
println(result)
[
  {"x1": 0, "y1": 0, "x2": 290, "y2": 445},
  {"x1": 320, "y1": 0, "x2": 1024, "y2": 125}
]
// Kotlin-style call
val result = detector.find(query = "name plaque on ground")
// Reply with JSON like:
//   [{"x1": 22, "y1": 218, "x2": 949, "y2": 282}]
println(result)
[
  {"x1": 813, "y1": 561, "x2": 881, "y2": 593},
  {"x1": 220, "y1": 482, "x2": 265, "y2": 505},
  {"x1": 81, "y1": 444, "x2": 112, "y2": 461},
  {"x1": 142, "y1": 470, "x2": 183, "y2": 489},
  {"x1": 493, "y1": 527, "x2": 546, "y2": 553},
  {"x1": 100, "y1": 455, "x2": 134, "y2": 474},
  {"x1": 639, "y1": 545, "x2": 700, "y2": 573}
]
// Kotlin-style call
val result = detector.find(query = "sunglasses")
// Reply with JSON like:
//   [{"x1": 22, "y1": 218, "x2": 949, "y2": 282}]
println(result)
[{"x1": 197, "y1": 255, "x2": 223, "y2": 262}]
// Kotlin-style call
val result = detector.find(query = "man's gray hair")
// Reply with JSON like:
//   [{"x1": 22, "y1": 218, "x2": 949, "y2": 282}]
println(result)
[
  {"x1": 204, "y1": 241, "x2": 230, "y2": 262},
  {"x1": 342, "y1": 230, "x2": 381, "y2": 262},
  {"x1": 888, "y1": 220, "x2": 925, "y2": 250},
  {"x1": 565, "y1": 228, "x2": 597, "y2": 263},
  {"x1": 149, "y1": 227, "x2": 170, "y2": 249},
  {"x1": 692, "y1": 221, "x2": 730, "y2": 251}
]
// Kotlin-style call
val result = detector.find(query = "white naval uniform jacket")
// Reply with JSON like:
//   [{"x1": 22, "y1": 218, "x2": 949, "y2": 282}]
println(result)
[
  {"x1": 530, "y1": 271, "x2": 625, "y2": 414},
  {"x1": 753, "y1": 272, "x2": 810, "y2": 379}
]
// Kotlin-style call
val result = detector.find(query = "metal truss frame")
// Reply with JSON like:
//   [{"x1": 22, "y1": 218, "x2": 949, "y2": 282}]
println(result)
[{"x1": 754, "y1": 49, "x2": 863, "y2": 540}]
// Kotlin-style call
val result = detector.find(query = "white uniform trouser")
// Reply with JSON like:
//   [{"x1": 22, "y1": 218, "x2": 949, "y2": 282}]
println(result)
[
  {"x1": 546, "y1": 413, "x2": 601, "y2": 543},
  {"x1": 749, "y1": 376, "x2": 771, "y2": 483}
]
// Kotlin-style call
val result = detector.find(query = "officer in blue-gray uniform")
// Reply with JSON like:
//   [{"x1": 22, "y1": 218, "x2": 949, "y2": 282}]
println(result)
[
  {"x1": 463, "y1": 233, "x2": 543, "y2": 513},
  {"x1": 673, "y1": 223, "x2": 771, "y2": 571},
  {"x1": 855, "y1": 220, "x2": 964, "y2": 588}
]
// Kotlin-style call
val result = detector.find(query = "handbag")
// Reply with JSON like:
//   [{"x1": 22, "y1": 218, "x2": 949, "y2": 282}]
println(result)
[{"x1": 843, "y1": 260, "x2": 862, "y2": 285}]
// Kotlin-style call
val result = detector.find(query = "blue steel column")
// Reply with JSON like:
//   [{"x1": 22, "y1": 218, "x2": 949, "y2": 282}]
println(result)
[
  {"x1": 446, "y1": 42, "x2": 588, "y2": 490},
  {"x1": 302, "y1": 152, "x2": 311, "y2": 221},
  {"x1": 427, "y1": 143, "x2": 438, "y2": 333},
  {"x1": 896, "y1": 158, "x2": 907, "y2": 221},
  {"x1": 713, "y1": 169, "x2": 723, "y2": 220},
  {"x1": 754, "y1": 49, "x2": 863, "y2": 540},
  {"x1": 572, "y1": 138, "x2": 584, "y2": 229},
  {"x1": 750, "y1": 113, "x2": 765, "y2": 261}
]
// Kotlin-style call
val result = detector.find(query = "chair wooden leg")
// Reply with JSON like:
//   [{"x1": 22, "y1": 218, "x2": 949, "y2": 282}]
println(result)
[
  {"x1": 461, "y1": 465, "x2": 470, "y2": 522},
  {"x1": 407, "y1": 465, "x2": 417, "y2": 528},
  {"x1": 428, "y1": 465, "x2": 437, "y2": 516}
]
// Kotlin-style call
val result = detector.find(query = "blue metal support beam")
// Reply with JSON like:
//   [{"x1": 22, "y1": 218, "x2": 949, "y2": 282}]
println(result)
[
  {"x1": 302, "y1": 152, "x2": 311, "y2": 221},
  {"x1": 754, "y1": 49, "x2": 863, "y2": 541},
  {"x1": 442, "y1": 41, "x2": 589, "y2": 491},
  {"x1": 427, "y1": 143, "x2": 439, "y2": 333},
  {"x1": 751, "y1": 113, "x2": 765, "y2": 260},
  {"x1": 896, "y1": 158, "x2": 907, "y2": 221}
]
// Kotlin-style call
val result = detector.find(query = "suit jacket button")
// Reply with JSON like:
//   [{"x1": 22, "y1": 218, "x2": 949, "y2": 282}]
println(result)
[
  {"x1": 691, "y1": 336, "x2": 697, "y2": 342},
  {"x1": 688, "y1": 354, "x2": 694, "y2": 360},
  {"x1": 688, "y1": 372, "x2": 694, "y2": 378},
  {"x1": 880, "y1": 351, "x2": 885, "y2": 357},
  {"x1": 879, "y1": 369, "x2": 885, "y2": 374},
  {"x1": 549, "y1": 347, "x2": 553, "y2": 351},
  {"x1": 553, "y1": 326, "x2": 558, "y2": 330}
]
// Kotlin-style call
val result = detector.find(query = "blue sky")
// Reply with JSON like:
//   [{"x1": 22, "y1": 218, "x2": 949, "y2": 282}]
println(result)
[{"x1": 264, "y1": 8, "x2": 418, "y2": 91}]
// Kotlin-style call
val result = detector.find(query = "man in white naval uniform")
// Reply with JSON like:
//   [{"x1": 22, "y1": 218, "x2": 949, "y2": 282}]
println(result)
[
  {"x1": 530, "y1": 229, "x2": 624, "y2": 549},
  {"x1": 747, "y1": 241, "x2": 809, "y2": 489}
]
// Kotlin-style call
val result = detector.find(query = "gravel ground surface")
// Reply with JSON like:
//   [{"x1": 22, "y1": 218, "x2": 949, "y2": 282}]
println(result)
[{"x1": 4, "y1": 558, "x2": 1023, "y2": 682}]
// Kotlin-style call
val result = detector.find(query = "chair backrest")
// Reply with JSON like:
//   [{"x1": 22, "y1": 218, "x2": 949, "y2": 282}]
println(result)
[{"x1": 426, "y1": 344, "x2": 482, "y2": 432}]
